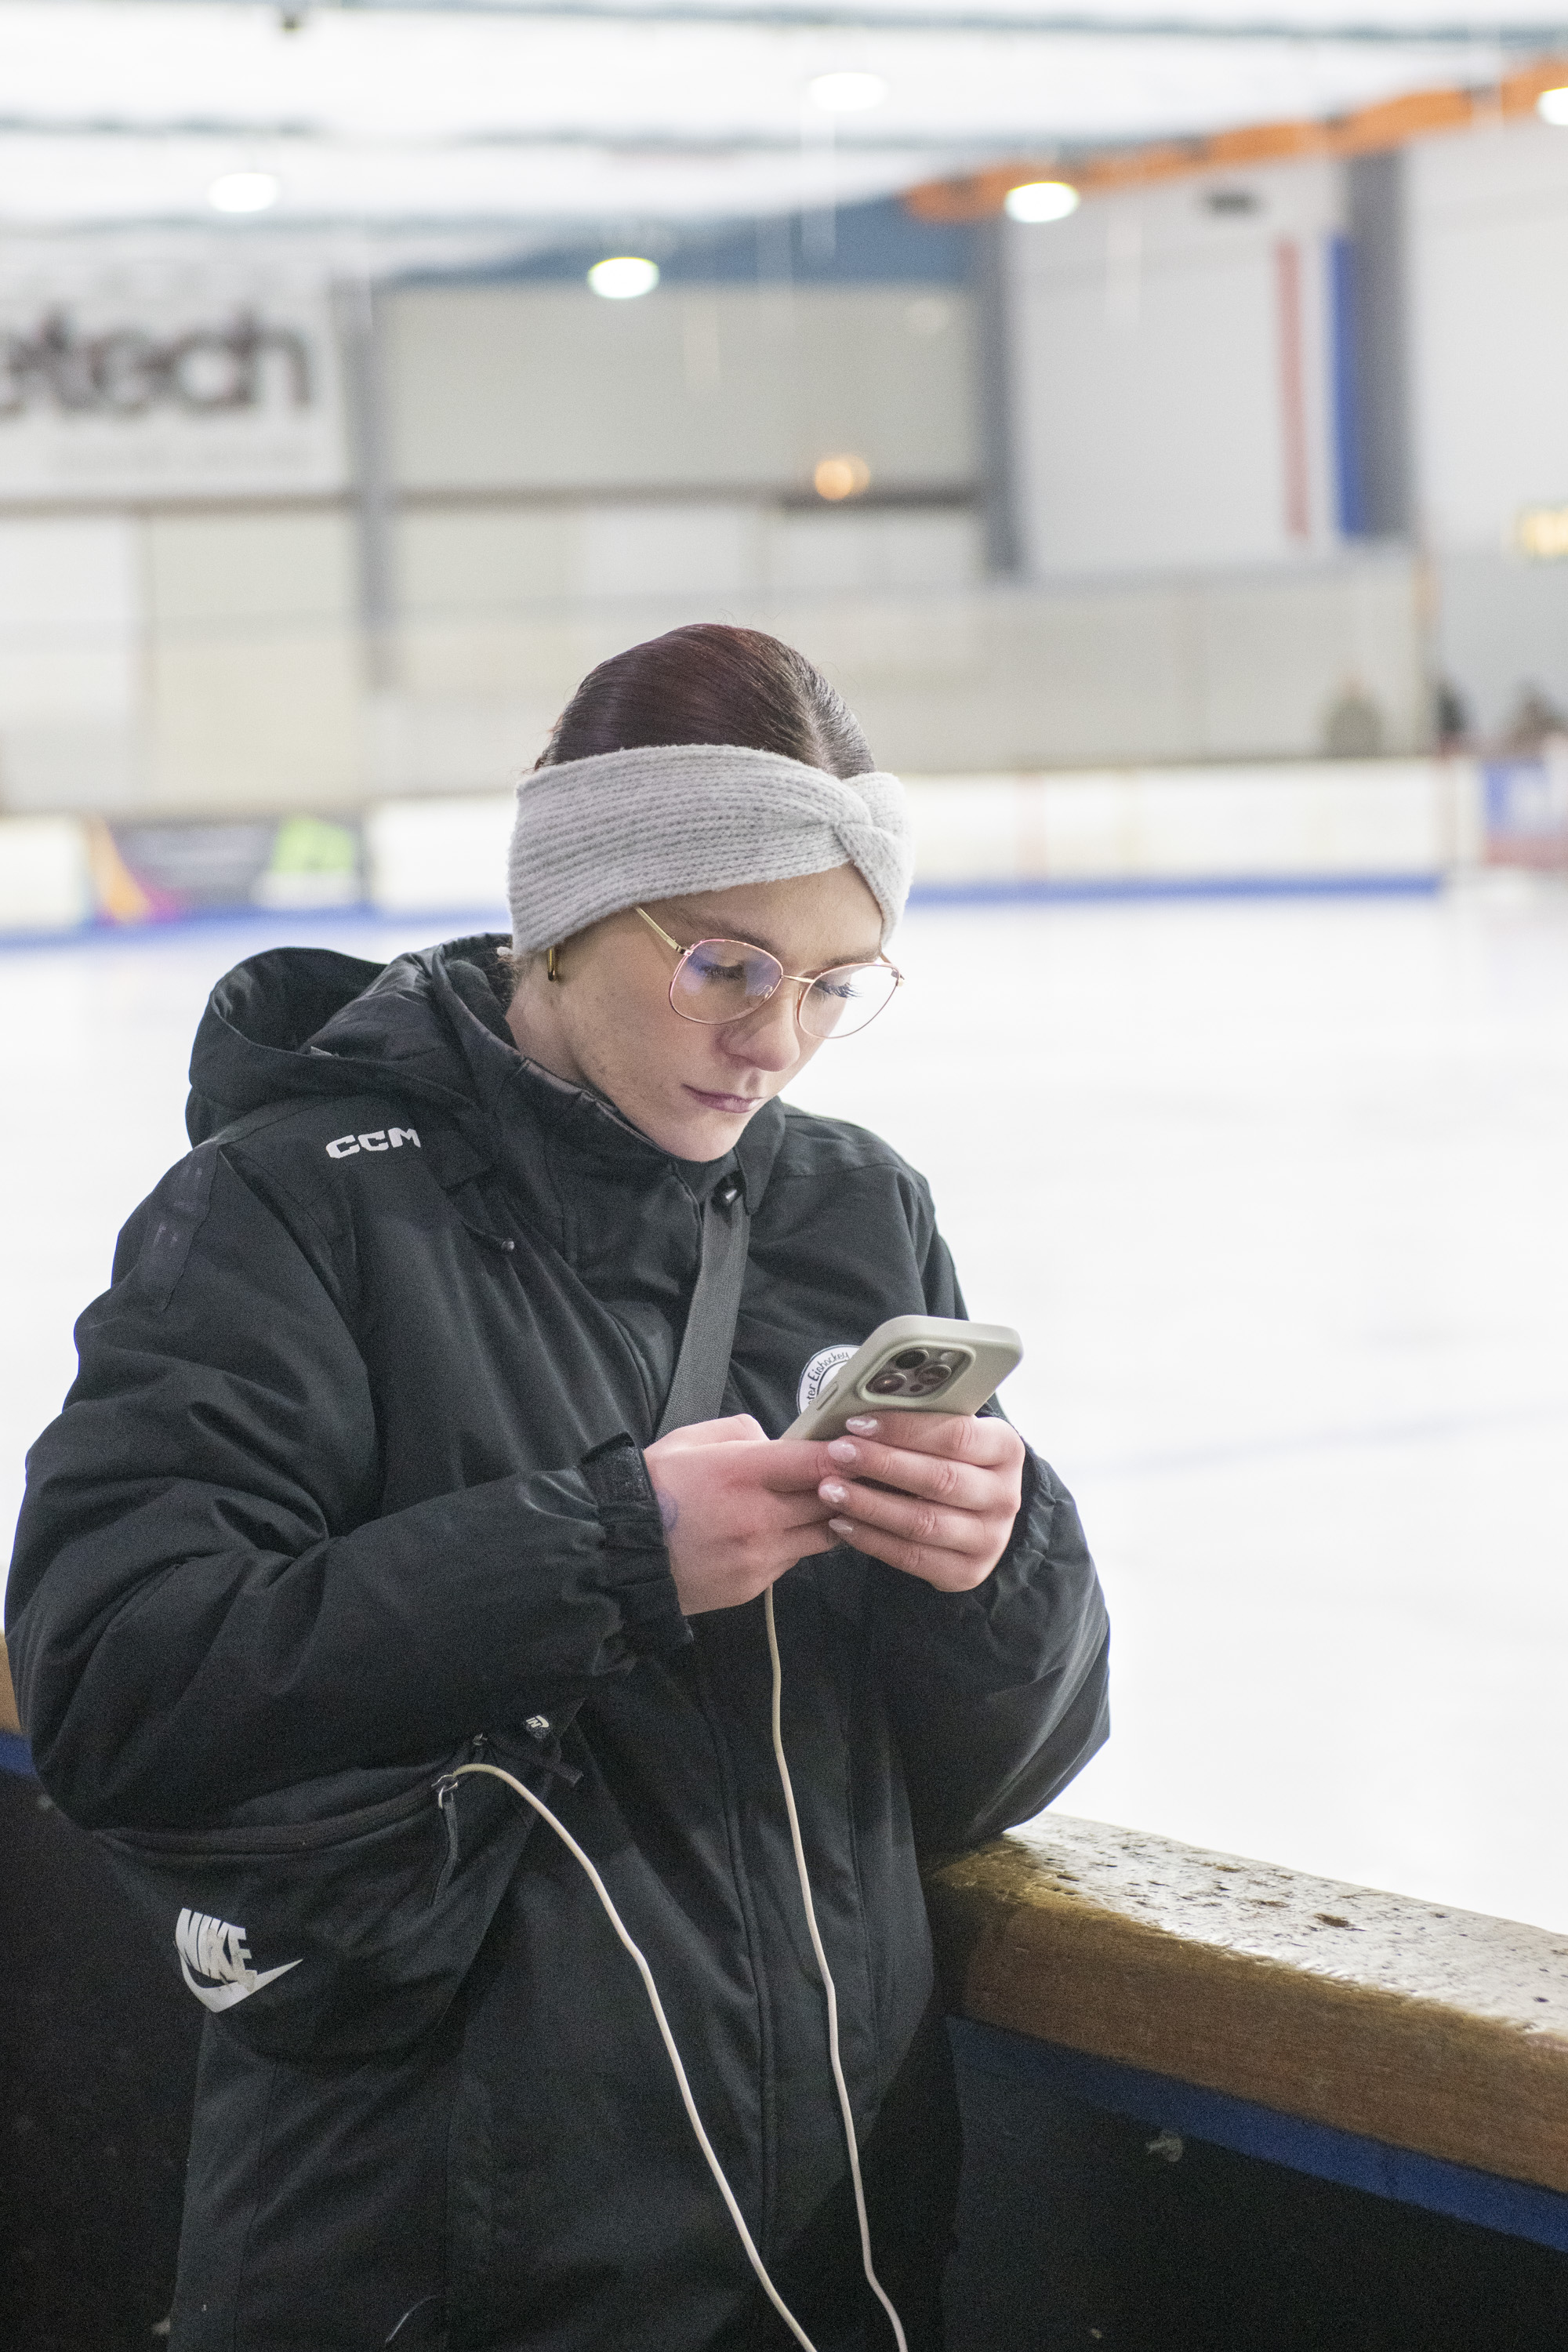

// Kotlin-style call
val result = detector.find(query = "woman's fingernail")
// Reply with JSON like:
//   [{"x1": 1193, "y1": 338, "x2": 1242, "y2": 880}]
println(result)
[
  {"x1": 820, "y1": 1479, "x2": 848, "y2": 1504},
  {"x1": 829, "y1": 1518, "x2": 855, "y2": 1539},
  {"x1": 827, "y1": 1439, "x2": 858, "y2": 1465},
  {"x1": 844, "y1": 1417, "x2": 879, "y2": 1435}
]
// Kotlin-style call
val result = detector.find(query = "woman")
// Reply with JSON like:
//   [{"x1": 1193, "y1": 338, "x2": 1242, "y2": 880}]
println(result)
[{"x1": 7, "y1": 624, "x2": 1109, "y2": 2352}]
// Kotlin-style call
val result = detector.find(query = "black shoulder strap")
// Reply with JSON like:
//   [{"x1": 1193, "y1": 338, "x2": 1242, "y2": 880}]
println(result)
[{"x1": 656, "y1": 1177, "x2": 750, "y2": 1438}]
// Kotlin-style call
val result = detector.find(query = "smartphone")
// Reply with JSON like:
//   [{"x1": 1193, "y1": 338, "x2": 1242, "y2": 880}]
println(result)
[{"x1": 783, "y1": 1316, "x2": 1023, "y2": 1443}]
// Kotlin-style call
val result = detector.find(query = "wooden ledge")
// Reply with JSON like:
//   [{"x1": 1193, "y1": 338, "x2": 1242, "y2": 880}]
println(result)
[
  {"x1": 0, "y1": 1636, "x2": 20, "y2": 1739},
  {"x1": 926, "y1": 1817, "x2": 1568, "y2": 2197}
]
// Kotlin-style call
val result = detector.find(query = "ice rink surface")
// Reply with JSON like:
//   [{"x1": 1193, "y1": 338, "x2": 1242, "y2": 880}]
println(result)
[{"x1": 3, "y1": 883, "x2": 1566, "y2": 1932}]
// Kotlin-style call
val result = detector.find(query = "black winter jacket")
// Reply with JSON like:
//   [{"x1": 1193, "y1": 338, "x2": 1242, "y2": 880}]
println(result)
[{"x1": 6, "y1": 938, "x2": 1109, "y2": 2352}]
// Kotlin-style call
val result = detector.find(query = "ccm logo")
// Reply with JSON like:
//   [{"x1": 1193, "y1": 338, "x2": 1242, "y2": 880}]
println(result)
[{"x1": 325, "y1": 1128, "x2": 420, "y2": 1160}]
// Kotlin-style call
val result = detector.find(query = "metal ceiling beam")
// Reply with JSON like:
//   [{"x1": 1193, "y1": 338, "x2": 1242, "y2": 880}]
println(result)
[
  {"x1": 908, "y1": 45, "x2": 1568, "y2": 209},
  {"x1": 0, "y1": 119, "x2": 1005, "y2": 147},
  {"x1": 89, "y1": 0, "x2": 1568, "y2": 45}
]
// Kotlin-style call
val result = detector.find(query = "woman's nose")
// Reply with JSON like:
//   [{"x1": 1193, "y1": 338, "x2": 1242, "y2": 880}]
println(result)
[{"x1": 720, "y1": 986, "x2": 801, "y2": 1072}]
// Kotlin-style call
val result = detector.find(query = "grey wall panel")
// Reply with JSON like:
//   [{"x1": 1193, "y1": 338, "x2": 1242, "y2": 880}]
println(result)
[
  {"x1": 394, "y1": 504, "x2": 983, "y2": 624},
  {"x1": 143, "y1": 513, "x2": 363, "y2": 809},
  {"x1": 375, "y1": 554, "x2": 1426, "y2": 795},
  {"x1": 386, "y1": 285, "x2": 977, "y2": 495}
]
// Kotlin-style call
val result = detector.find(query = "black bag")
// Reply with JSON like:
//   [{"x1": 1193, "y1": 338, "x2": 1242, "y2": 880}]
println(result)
[
  {"x1": 96, "y1": 1179, "x2": 750, "y2": 2062},
  {"x1": 96, "y1": 1730, "x2": 557, "y2": 2060}
]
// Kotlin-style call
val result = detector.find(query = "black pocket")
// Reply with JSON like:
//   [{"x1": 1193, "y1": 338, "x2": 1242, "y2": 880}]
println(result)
[{"x1": 96, "y1": 1730, "x2": 553, "y2": 2061}]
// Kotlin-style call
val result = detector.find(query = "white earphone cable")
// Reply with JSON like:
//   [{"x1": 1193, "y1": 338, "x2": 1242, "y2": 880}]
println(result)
[
  {"x1": 764, "y1": 1584, "x2": 910, "y2": 2352},
  {"x1": 446, "y1": 1585, "x2": 908, "y2": 2352},
  {"x1": 441, "y1": 1759, "x2": 819, "y2": 2352}
]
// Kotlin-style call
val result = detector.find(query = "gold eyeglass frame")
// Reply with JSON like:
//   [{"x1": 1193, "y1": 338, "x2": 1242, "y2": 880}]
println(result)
[{"x1": 631, "y1": 906, "x2": 902, "y2": 1039}]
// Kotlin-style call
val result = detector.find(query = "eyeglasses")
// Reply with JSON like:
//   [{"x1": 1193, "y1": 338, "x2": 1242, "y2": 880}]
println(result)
[{"x1": 633, "y1": 907, "x2": 902, "y2": 1040}]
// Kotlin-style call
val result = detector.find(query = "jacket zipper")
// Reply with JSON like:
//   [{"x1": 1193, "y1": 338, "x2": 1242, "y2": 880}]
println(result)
[
  {"x1": 433, "y1": 1780, "x2": 462, "y2": 1902},
  {"x1": 431, "y1": 1733, "x2": 492, "y2": 1903}
]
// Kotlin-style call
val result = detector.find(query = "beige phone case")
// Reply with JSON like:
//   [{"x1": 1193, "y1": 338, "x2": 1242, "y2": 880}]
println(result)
[{"x1": 784, "y1": 1315, "x2": 1023, "y2": 1442}]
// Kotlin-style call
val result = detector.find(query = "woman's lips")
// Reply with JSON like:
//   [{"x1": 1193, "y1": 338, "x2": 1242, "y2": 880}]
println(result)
[{"x1": 683, "y1": 1084, "x2": 762, "y2": 1116}]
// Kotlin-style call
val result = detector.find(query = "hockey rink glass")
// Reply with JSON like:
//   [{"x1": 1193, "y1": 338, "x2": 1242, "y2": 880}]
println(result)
[{"x1": 634, "y1": 907, "x2": 902, "y2": 1039}]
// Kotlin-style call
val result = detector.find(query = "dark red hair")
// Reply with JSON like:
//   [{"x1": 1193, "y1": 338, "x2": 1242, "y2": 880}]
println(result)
[{"x1": 538, "y1": 623, "x2": 874, "y2": 780}]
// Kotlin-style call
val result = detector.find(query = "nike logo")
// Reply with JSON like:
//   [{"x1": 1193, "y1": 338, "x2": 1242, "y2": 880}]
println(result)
[{"x1": 176, "y1": 1906, "x2": 302, "y2": 2013}]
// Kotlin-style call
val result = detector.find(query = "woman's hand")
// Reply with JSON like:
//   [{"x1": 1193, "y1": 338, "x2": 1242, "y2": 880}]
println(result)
[
  {"x1": 644, "y1": 1410, "x2": 1025, "y2": 1615},
  {"x1": 644, "y1": 1417, "x2": 837, "y2": 1616},
  {"x1": 811, "y1": 1413, "x2": 1025, "y2": 1592}
]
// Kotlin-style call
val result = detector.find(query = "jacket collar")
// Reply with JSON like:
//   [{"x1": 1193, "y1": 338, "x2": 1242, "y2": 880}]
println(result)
[{"x1": 423, "y1": 938, "x2": 787, "y2": 1211}]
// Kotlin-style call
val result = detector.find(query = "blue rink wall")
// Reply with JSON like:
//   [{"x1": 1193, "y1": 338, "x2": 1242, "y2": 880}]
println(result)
[{"x1": 5, "y1": 754, "x2": 1563, "y2": 942}]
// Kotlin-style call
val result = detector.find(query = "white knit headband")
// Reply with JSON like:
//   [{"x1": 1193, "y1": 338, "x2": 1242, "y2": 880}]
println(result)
[{"x1": 506, "y1": 742, "x2": 914, "y2": 954}]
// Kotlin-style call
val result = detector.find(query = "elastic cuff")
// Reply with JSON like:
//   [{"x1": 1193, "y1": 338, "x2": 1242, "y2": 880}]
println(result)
[
  {"x1": 992, "y1": 1445, "x2": 1041, "y2": 1577},
  {"x1": 580, "y1": 1433, "x2": 691, "y2": 1657}
]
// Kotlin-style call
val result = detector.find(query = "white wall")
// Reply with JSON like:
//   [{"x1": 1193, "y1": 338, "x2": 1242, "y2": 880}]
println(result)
[
  {"x1": 1002, "y1": 108, "x2": 1568, "y2": 735},
  {"x1": 394, "y1": 501, "x2": 982, "y2": 630},
  {"x1": 143, "y1": 512, "x2": 363, "y2": 811},
  {"x1": 0, "y1": 509, "x2": 370, "y2": 818},
  {"x1": 1008, "y1": 159, "x2": 1345, "y2": 578},
  {"x1": 0, "y1": 519, "x2": 140, "y2": 810},
  {"x1": 1406, "y1": 114, "x2": 1568, "y2": 732},
  {"x1": 1408, "y1": 117, "x2": 1568, "y2": 553}
]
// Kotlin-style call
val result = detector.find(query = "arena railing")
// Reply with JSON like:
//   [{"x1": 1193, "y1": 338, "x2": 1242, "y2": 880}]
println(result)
[{"x1": 927, "y1": 1811, "x2": 1567, "y2": 2343}]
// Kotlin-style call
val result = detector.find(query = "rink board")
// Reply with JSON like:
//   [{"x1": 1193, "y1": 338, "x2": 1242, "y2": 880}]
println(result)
[{"x1": 0, "y1": 757, "x2": 1508, "y2": 938}]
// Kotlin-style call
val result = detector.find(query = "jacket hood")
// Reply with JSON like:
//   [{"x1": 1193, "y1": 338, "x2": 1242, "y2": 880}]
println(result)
[{"x1": 186, "y1": 935, "x2": 515, "y2": 1147}]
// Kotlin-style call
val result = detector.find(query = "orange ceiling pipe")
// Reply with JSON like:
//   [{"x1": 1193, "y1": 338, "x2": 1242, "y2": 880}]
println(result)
[{"x1": 903, "y1": 53, "x2": 1568, "y2": 222}]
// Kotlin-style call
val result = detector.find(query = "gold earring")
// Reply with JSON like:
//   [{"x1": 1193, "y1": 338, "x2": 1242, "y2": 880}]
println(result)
[{"x1": 546, "y1": 946, "x2": 561, "y2": 983}]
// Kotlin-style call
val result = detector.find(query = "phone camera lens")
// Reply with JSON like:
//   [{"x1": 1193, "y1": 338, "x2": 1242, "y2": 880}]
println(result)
[
  {"x1": 891, "y1": 1348, "x2": 928, "y2": 1371},
  {"x1": 907, "y1": 1364, "x2": 952, "y2": 1396},
  {"x1": 867, "y1": 1370, "x2": 906, "y2": 1396}
]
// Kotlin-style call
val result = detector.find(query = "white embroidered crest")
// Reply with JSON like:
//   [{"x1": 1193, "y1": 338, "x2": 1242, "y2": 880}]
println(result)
[{"x1": 797, "y1": 1343, "x2": 857, "y2": 1417}]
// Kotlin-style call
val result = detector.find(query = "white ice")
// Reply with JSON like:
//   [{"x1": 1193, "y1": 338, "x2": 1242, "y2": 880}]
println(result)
[{"x1": 3, "y1": 884, "x2": 1566, "y2": 1933}]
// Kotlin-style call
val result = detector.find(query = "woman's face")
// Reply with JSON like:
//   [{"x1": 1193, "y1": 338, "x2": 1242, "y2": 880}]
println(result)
[{"x1": 506, "y1": 866, "x2": 886, "y2": 1160}]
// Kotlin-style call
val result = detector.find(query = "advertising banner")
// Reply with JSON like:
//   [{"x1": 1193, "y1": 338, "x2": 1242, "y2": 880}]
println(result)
[
  {"x1": 93, "y1": 815, "x2": 363, "y2": 922},
  {"x1": 1482, "y1": 753, "x2": 1568, "y2": 869},
  {"x1": 0, "y1": 811, "x2": 364, "y2": 938},
  {"x1": 0, "y1": 292, "x2": 348, "y2": 502}
]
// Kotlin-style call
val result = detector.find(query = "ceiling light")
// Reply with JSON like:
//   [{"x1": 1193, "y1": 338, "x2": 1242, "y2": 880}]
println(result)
[
  {"x1": 208, "y1": 171, "x2": 281, "y2": 215},
  {"x1": 1517, "y1": 504, "x2": 1568, "y2": 559},
  {"x1": 1537, "y1": 86, "x2": 1568, "y2": 125},
  {"x1": 586, "y1": 256, "x2": 660, "y2": 299},
  {"x1": 809, "y1": 72, "x2": 888, "y2": 114},
  {"x1": 815, "y1": 455, "x2": 871, "y2": 502},
  {"x1": 1004, "y1": 180, "x2": 1080, "y2": 224}
]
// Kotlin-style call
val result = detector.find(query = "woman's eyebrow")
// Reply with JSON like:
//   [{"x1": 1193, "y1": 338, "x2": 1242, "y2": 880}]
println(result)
[
  {"x1": 684, "y1": 912, "x2": 782, "y2": 953},
  {"x1": 682, "y1": 915, "x2": 880, "y2": 967},
  {"x1": 673, "y1": 909, "x2": 789, "y2": 960}
]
